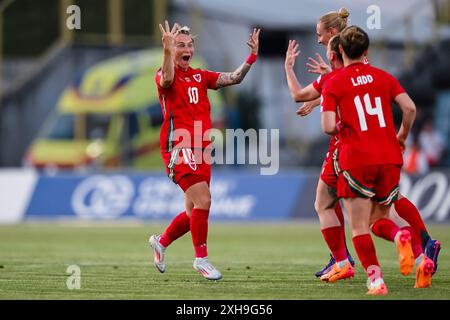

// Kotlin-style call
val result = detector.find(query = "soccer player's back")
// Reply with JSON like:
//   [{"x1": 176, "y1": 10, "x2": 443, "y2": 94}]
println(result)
[
  {"x1": 324, "y1": 62, "x2": 404, "y2": 172},
  {"x1": 321, "y1": 25, "x2": 423, "y2": 295}
]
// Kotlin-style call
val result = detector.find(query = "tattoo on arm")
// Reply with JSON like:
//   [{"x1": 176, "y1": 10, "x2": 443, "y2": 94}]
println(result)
[{"x1": 216, "y1": 62, "x2": 251, "y2": 88}]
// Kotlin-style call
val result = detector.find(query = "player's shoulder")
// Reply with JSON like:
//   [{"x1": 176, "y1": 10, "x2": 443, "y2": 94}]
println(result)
[
  {"x1": 364, "y1": 64, "x2": 394, "y2": 78},
  {"x1": 322, "y1": 68, "x2": 346, "y2": 91}
]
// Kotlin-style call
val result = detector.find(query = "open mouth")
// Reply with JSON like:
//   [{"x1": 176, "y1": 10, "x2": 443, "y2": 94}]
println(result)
[{"x1": 182, "y1": 55, "x2": 191, "y2": 62}]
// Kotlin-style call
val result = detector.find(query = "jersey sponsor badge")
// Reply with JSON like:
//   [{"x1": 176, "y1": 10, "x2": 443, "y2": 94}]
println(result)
[{"x1": 193, "y1": 74, "x2": 202, "y2": 83}]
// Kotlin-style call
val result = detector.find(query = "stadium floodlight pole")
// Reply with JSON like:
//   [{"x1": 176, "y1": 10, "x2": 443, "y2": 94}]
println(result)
[
  {"x1": 152, "y1": 0, "x2": 167, "y2": 45},
  {"x1": 0, "y1": 0, "x2": 15, "y2": 106},
  {"x1": 108, "y1": 0, "x2": 124, "y2": 46},
  {"x1": 59, "y1": 0, "x2": 73, "y2": 44}
]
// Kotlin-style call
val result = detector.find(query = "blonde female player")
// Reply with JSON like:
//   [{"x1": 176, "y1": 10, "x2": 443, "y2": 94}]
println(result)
[
  {"x1": 149, "y1": 21, "x2": 260, "y2": 280},
  {"x1": 285, "y1": 9, "x2": 440, "y2": 283}
]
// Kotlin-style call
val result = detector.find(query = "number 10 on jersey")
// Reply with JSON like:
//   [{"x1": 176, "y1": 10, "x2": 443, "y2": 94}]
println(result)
[{"x1": 188, "y1": 87, "x2": 199, "y2": 104}]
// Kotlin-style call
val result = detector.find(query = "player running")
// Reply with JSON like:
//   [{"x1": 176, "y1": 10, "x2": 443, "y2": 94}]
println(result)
[
  {"x1": 285, "y1": 8, "x2": 356, "y2": 280},
  {"x1": 149, "y1": 21, "x2": 260, "y2": 280},
  {"x1": 287, "y1": 8, "x2": 441, "y2": 279},
  {"x1": 321, "y1": 26, "x2": 434, "y2": 294}
]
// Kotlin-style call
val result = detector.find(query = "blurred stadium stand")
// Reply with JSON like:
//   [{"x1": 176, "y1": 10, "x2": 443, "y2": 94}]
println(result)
[{"x1": 0, "y1": 0, "x2": 449, "y2": 169}]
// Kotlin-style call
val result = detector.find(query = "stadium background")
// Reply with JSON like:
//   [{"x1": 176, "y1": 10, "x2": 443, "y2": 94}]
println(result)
[{"x1": 0, "y1": 0, "x2": 449, "y2": 300}]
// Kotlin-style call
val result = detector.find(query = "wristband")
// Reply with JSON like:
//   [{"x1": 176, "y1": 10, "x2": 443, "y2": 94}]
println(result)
[{"x1": 246, "y1": 53, "x2": 258, "y2": 65}]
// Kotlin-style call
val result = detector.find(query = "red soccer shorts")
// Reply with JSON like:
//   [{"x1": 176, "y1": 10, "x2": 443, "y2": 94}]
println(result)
[
  {"x1": 320, "y1": 149, "x2": 340, "y2": 191},
  {"x1": 337, "y1": 164, "x2": 401, "y2": 205},
  {"x1": 162, "y1": 148, "x2": 211, "y2": 192}
]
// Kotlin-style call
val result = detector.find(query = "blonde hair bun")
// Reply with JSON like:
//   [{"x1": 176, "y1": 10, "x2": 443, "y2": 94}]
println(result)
[{"x1": 338, "y1": 8, "x2": 350, "y2": 20}]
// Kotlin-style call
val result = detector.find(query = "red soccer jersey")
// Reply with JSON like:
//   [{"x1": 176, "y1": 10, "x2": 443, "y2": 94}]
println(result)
[
  {"x1": 321, "y1": 62, "x2": 405, "y2": 170},
  {"x1": 313, "y1": 68, "x2": 343, "y2": 156},
  {"x1": 155, "y1": 66, "x2": 220, "y2": 153}
]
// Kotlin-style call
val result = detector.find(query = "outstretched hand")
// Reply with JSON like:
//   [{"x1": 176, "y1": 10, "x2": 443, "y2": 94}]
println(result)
[
  {"x1": 247, "y1": 28, "x2": 261, "y2": 55},
  {"x1": 285, "y1": 40, "x2": 300, "y2": 69},
  {"x1": 306, "y1": 53, "x2": 331, "y2": 75},
  {"x1": 159, "y1": 20, "x2": 179, "y2": 53},
  {"x1": 296, "y1": 101, "x2": 316, "y2": 117}
]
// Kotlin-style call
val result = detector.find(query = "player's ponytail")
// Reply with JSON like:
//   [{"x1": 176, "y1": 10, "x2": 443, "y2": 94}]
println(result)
[{"x1": 319, "y1": 8, "x2": 350, "y2": 32}]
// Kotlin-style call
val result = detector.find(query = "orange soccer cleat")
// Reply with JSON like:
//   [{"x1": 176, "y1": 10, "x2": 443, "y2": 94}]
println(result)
[
  {"x1": 366, "y1": 283, "x2": 388, "y2": 296},
  {"x1": 320, "y1": 262, "x2": 355, "y2": 283},
  {"x1": 395, "y1": 229, "x2": 415, "y2": 276},
  {"x1": 414, "y1": 256, "x2": 434, "y2": 289}
]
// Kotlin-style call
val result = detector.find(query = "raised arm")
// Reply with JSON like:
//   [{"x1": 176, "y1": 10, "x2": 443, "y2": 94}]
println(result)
[
  {"x1": 284, "y1": 40, "x2": 320, "y2": 102},
  {"x1": 159, "y1": 21, "x2": 178, "y2": 88},
  {"x1": 216, "y1": 28, "x2": 260, "y2": 88},
  {"x1": 395, "y1": 93, "x2": 416, "y2": 152}
]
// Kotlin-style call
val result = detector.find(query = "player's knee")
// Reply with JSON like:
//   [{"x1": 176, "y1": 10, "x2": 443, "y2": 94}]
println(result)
[{"x1": 195, "y1": 194, "x2": 211, "y2": 210}]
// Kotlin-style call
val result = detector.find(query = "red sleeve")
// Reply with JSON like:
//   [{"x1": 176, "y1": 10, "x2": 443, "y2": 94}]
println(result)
[
  {"x1": 321, "y1": 85, "x2": 338, "y2": 113},
  {"x1": 155, "y1": 68, "x2": 171, "y2": 93},
  {"x1": 203, "y1": 69, "x2": 221, "y2": 90},
  {"x1": 155, "y1": 68, "x2": 164, "y2": 90},
  {"x1": 389, "y1": 73, "x2": 405, "y2": 100},
  {"x1": 312, "y1": 75, "x2": 322, "y2": 93}
]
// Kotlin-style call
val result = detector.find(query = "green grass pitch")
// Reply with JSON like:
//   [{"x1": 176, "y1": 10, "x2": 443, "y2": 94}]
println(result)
[{"x1": 0, "y1": 222, "x2": 449, "y2": 300}]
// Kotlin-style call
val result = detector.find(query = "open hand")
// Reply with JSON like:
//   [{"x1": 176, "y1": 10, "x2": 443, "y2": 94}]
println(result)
[
  {"x1": 296, "y1": 101, "x2": 316, "y2": 117},
  {"x1": 159, "y1": 20, "x2": 179, "y2": 53},
  {"x1": 306, "y1": 53, "x2": 331, "y2": 75},
  {"x1": 285, "y1": 40, "x2": 300, "y2": 69},
  {"x1": 247, "y1": 28, "x2": 261, "y2": 55}
]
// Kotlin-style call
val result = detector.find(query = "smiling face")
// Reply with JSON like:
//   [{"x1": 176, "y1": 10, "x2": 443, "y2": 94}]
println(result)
[
  {"x1": 174, "y1": 33, "x2": 194, "y2": 71},
  {"x1": 316, "y1": 22, "x2": 335, "y2": 46}
]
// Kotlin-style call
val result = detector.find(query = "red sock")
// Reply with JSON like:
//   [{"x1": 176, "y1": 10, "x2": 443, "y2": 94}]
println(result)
[
  {"x1": 394, "y1": 197, "x2": 430, "y2": 249},
  {"x1": 402, "y1": 226, "x2": 423, "y2": 258},
  {"x1": 159, "y1": 211, "x2": 190, "y2": 248},
  {"x1": 371, "y1": 218, "x2": 399, "y2": 242},
  {"x1": 321, "y1": 226, "x2": 347, "y2": 262},
  {"x1": 352, "y1": 234, "x2": 380, "y2": 270},
  {"x1": 190, "y1": 208, "x2": 209, "y2": 258}
]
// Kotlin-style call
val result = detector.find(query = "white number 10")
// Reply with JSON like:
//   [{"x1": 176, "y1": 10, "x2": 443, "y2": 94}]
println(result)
[
  {"x1": 354, "y1": 93, "x2": 386, "y2": 131},
  {"x1": 188, "y1": 87, "x2": 199, "y2": 104}
]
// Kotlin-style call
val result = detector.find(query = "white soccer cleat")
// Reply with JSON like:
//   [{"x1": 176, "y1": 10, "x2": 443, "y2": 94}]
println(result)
[
  {"x1": 193, "y1": 257, "x2": 222, "y2": 281},
  {"x1": 149, "y1": 234, "x2": 166, "y2": 273}
]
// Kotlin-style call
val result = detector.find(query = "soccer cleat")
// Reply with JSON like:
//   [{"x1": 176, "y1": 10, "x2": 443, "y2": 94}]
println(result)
[
  {"x1": 315, "y1": 252, "x2": 355, "y2": 278},
  {"x1": 366, "y1": 283, "x2": 388, "y2": 296},
  {"x1": 414, "y1": 256, "x2": 434, "y2": 289},
  {"x1": 424, "y1": 239, "x2": 441, "y2": 275},
  {"x1": 193, "y1": 257, "x2": 222, "y2": 281},
  {"x1": 320, "y1": 262, "x2": 355, "y2": 283},
  {"x1": 315, "y1": 254, "x2": 335, "y2": 278},
  {"x1": 149, "y1": 234, "x2": 166, "y2": 273},
  {"x1": 395, "y1": 229, "x2": 415, "y2": 276}
]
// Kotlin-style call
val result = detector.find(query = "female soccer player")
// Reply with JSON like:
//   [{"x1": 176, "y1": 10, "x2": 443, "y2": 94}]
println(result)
[
  {"x1": 286, "y1": 9, "x2": 440, "y2": 280},
  {"x1": 285, "y1": 8, "x2": 356, "y2": 279},
  {"x1": 321, "y1": 25, "x2": 434, "y2": 294},
  {"x1": 149, "y1": 21, "x2": 260, "y2": 280}
]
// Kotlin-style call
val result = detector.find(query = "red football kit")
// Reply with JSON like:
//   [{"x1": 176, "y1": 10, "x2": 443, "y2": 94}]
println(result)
[
  {"x1": 155, "y1": 66, "x2": 220, "y2": 191},
  {"x1": 313, "y1": 68, "x2": 342, "y2": 190},
  {"x1": 321, "y1": 62, "x2": 405, "y2": 204}
]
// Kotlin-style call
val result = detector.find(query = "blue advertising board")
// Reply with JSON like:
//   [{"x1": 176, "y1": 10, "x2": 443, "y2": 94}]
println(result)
[{"x1": 25, "y1": 171, "x2": 308, "y2": 220}]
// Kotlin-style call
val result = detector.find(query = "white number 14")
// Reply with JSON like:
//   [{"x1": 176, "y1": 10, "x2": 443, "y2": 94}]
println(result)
[{"x1": 354, "y1": 93, "x2": 386, "y2": 131}]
